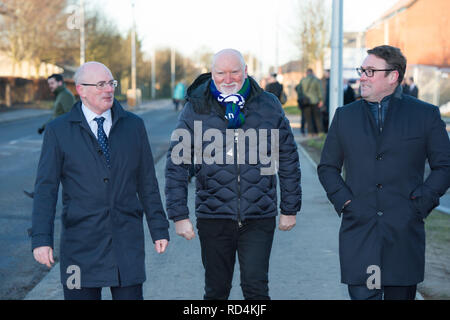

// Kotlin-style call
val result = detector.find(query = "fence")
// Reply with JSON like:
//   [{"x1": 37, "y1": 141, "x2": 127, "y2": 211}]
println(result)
[
  {"x1": 0, "y1": 77, "x2": 76, "y2": 108},
  {"x1": 407, "y1": 65, "x2": 450, "y2": 111}
]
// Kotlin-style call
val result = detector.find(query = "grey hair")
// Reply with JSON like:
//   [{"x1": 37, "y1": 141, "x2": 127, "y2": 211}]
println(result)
[
  {"x1": 211, "y1": 49, "x2": 246, "y2": 72},
  {"x1": 74, "y1": 61, "x2": 112, "y2": 85}
]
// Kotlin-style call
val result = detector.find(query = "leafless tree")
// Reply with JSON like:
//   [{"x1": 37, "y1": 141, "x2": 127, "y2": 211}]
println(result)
[
  {"x1": 0, "y1": 0, "x2": 71, "y2": 75},
  {"x1": 293, "y1": 0, "x2": 331, "y2": 72}
]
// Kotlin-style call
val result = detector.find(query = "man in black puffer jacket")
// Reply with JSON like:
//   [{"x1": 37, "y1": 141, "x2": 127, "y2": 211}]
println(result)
[{"x1": 165, "y1": 49, "x2": 301, "y2": 300}]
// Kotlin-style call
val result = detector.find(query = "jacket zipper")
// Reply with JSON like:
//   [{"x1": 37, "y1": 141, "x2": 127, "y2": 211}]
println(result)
[
  {"x1": 378, "y1": 103, "x2": 382, "y2": 133},
  {"x1": 235, "y1": 129, "x2": 242, "y2": 228}
]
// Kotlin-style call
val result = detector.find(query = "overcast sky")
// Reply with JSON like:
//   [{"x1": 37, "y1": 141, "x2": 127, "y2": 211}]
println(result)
[{"x1": 92, "y1": 0, "x2": 395, "y2": 69}]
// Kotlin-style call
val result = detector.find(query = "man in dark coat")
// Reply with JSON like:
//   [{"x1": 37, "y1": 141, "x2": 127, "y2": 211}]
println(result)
[
  {"x1": 343, "y1": 79, "x2": 356, "y2": 105},
  {"x1": 403, "y1": 76, "x2": 419, "y2": 98},
  {"x1": 165, "y1": 49, "x2": 301, "y2": 300},
  {"x1": 31, "y1": 62, "x2": 170, "y2": 300},
  {"x1": 318, "y1": 45, "x2": 450, "y2": 300},
  {"x1": 321, "y1": 69, "x2": 330, "y2": 132},
  {"x1": 265, "y1": 73, "x2": 285, "y2": 104}
]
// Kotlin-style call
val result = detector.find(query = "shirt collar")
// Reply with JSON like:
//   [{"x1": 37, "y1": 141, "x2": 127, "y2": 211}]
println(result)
[
  {"x1": 81, "y1": 103, "x2": 112, "y2": 124},
  {"x1": 364, "y1": 84, "x2": 403, "y2": 107}
]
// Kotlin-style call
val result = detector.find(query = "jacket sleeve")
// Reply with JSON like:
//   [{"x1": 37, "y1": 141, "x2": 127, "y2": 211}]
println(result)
[
  {"x1": 31, "y1": 125, "x2": 62, "y2": 250},
  {"x1": 316, "y1": 79, "x2": 323, "y2": 102},
  {"x1": 317, "y1": 107, "x2": 353, "y2": 216},
  {"x1": 137, "y1": 119, "x2": 170, "y2": 242},
  {"x1": 53, "y1": 101, "x2": 64, "y2": 118},
  {"x1": 411, "y1": 106, "x2": 450, "y2": 217},
  {"x1": 62, "y1": 92, "x2": 75, "y2": 114},
  {"x1": 277, "y1": 102, "x2": 302, "y2": 215},
  {"x1": 164, "y1": 104, "x2": 194, "y2": 221}
]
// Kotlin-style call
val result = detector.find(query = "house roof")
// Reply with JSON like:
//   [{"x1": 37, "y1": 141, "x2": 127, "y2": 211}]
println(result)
[{"x1": 367, "y1": 0, "x2": 418, "y2": 29}]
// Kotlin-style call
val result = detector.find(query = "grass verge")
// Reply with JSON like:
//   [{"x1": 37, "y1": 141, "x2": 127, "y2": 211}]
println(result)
[{"x1": 283, "y1": 105, "x2": 301, "y2": 116}]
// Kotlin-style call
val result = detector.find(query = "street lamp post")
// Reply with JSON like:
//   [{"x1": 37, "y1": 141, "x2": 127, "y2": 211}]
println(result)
[
  {"x1": 127, "y1": 0, "x2": 141, "y2": 108},
  {"x1": 329, "y1": 0, "x2": 343, "y2": 124},
  {"x1": 80, "y1": 0, "x2": 85, "y2": 65},
  {"x1": 171, "y1": 47, "x2": 175, "y2": 97},
  {"x1": 131, "y1": 0, "x2": 137, "y2": 106},
  {"x1": 151, "y1": 49, "x2": 156, "y2": 99}
]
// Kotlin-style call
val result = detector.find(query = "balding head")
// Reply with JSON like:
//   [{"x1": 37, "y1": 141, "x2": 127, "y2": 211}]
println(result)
[
  {"x1": 211, "y1": 49, "x2": 246, "y2": 72},
  {"x1": 211, "y1": 49, "x2": 248, "y2": 95},
  {"x1": 75, "y1": 61, "x2": 115, "y2": 115},
  {"x1": 74, "y1": 61, "x2": 113, "y2": 85}
]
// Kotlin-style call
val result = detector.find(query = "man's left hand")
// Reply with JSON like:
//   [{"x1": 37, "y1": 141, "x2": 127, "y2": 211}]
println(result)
[
  {"x1": 278, "y1": 214, "x2": 296, "y2": 231},
  {"x1": 154, "y1": 239, "x2": 169, "y2": 254}
]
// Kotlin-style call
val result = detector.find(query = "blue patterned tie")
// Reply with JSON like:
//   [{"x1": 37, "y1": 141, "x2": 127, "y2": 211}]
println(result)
[{"x1": 94, "y1": 117, "x2": 110, "y2": 166}]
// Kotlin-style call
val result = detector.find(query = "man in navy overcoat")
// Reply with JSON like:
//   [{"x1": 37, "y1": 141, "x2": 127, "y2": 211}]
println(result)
[
  {"x1": 318, "y1": 45, "x2": 450, "y2": 300},
  {"x1": 31, "y1": 62, "x2": 169, "y2": 300}
]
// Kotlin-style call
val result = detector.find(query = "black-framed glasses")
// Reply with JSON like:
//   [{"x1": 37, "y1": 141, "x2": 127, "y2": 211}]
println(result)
[
  {"x1": 80, "y1": 80, "x2": 118, "y2": 90},
  {"x1": 356, "y1": 67, "x2": 395, "y2": 77}
]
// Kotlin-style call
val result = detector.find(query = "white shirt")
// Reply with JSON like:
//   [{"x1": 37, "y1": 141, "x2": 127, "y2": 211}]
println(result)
[{"x1": 81, "y1": 103, "x2": 112, "y2": 138}]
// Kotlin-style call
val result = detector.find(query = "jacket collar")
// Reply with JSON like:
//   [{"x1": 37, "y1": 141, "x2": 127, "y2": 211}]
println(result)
[
  {"x1": 364, "y1": 84, "x2": 403, "y2": 107},
  {"x1": 53, "y1": 85, "x2": 66, "y2": 96},
  {"x1": 186, "y1": 73, "x2": 264, "y2": 116},
  {"x1": 68, "y1": 99, "x2": 127, "y2": 130}
]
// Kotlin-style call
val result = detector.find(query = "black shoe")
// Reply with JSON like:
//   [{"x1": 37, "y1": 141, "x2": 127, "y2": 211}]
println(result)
[{"x1": 23, "y1": 190, "x2": 34, "y2": 199}]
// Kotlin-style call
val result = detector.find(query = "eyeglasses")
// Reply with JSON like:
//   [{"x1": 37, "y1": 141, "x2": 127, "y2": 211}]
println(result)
[
  {"x1": 80, "y1": 80, "x2": 118, "y2": 90},
  {"x1": 356, "y1": 67, "x2": 395, "y2": 77}
]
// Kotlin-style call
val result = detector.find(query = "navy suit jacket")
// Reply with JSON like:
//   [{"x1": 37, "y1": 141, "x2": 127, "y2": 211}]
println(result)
[{"x1": 31, "y1": 100, "x2": 169, "y2": 287}]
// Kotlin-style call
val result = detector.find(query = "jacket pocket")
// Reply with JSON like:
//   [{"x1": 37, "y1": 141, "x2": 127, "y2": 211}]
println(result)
[
  {"x1": 409, "y1": 198, "x2": 424, "y2": 220},
  {"x1": 342, "y1": 197, "x2": 356, "y2": 216}
]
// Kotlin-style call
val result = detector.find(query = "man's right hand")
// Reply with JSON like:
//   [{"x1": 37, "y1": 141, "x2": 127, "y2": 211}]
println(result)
[
  {"x1": 175, "y1": 219, "x2": 195, "y2": 240},
  {"x1": 33, "y1": 246, "x2": 54, "y2": 268}
]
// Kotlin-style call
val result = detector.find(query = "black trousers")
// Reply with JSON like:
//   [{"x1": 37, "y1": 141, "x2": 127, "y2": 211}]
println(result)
[
  {"x1": 303, "y1": 104, "x2": 323, "y2": 134},
  {"x1": 197, "y1": 218, "x2": 276, "y2": 300},
  {"x1": 348, "y1": 285, "x2": 417, "y2": 300},
  {"x1": 63, "y1": 284, "x2": 143, "y2": 300}
]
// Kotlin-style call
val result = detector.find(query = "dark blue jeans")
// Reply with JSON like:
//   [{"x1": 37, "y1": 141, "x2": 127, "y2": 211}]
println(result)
[{"x1": 197, "y1": 217, "x2": 276, "y2": 300}]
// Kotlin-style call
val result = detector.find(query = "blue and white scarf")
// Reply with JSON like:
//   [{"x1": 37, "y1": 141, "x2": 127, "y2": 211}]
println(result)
[{"x1": 210, "y1": 78, "x2": 251, "y2": 129}]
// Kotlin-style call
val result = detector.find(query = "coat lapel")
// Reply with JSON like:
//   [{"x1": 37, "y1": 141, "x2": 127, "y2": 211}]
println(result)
[
  {"x1": 67, "y1": 101, "x2": 97, "y2": 140},
  {"x1": 110, "y1": 99, "x2": 127, "y2": 132},
  {"x1": 376, "y1": 86, "x2": 404, "y2": 149},
  {"x1": 362, "y1": 102, "x2": 379, "y2": 139}
]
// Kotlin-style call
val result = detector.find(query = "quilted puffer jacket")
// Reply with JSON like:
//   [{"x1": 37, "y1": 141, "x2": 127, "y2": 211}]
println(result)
[{"x1": 165, "y1": 73, "x2": 301, "y2": 222}]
